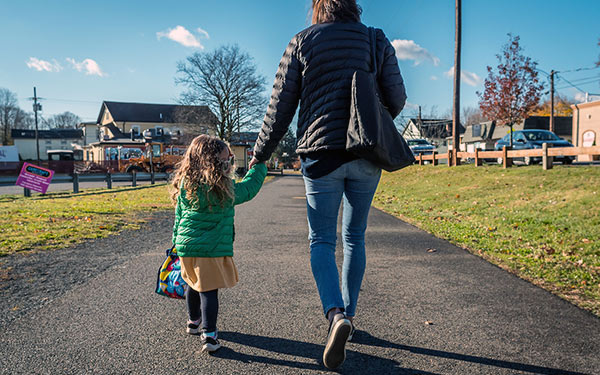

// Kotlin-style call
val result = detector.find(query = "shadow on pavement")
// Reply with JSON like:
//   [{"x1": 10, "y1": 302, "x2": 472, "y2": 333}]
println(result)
[
  {"x1": 353, "y1": 330, "x2": 589, "y2": 375},
  {"x1": 215, "y1": 331, "x2": 439, "y2": 374}
]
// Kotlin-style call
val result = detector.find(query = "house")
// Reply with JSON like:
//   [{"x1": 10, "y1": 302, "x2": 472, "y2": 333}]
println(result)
[
  {"x1": 229, "y1": 131, "x2": 259, "y2": 173},
  {"x1": 78, "y1": 121, "x2": 100, "y2": 146},
  {"x1": 461, "y1": 116, "x2": 572, "y2": 152},
  {"x1": 402, "y1": 118, "x2": 464, "y2": 153},
  {"x1": 572, "y1": 100, "x2": 600, "y2": 161},
  {"x1": 11, "y1": 128, "x2": 83, "y2": 161},
  {"x1": 84, "y1": 101, "x2": 218, "y2": 163}
]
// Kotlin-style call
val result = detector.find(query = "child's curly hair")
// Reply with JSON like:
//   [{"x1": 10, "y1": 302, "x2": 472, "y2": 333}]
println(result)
[{"x1": 170, "y1": 135, "x2": 234, "y2": 206}]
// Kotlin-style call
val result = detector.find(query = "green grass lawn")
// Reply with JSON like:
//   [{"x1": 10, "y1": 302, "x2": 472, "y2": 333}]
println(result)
[
  {"x1": 373, "y1": 164, "x2": 600, "y2": 317},
  {"x1": 0, "y1": 184, "x2": 173, "y2": 256}
]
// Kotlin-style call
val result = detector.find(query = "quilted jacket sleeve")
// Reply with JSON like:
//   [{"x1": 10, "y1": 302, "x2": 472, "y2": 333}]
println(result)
[
  {"x1": 253, "y1": 36, "x2": 302, "y2": 162},
  {"x1": 234, "y1": 164, "x2": 268, "y2": 205},
  {"x1": 376, "y1": 29, "x2": 407, "y2": 119},
  {"x1": 172, "y1": 199, "x2": 182, "y2": 246}
]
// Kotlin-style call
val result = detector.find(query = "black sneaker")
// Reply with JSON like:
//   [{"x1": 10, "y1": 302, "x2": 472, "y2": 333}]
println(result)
[
  {"x1": 186, "y1": 320, "x2": 200, "y2": 335},
  {"x1": 347, "y1": 321, "x2": 355, "y2": 342},
  {"x1": 201, "y1": 332, "x2": 221, "y2": 353},
  {"x1": 323, "y1": 314, "x2": 352, "y2": 369}
]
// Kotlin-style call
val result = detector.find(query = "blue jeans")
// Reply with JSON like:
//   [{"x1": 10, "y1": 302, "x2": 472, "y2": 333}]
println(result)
[{"x1": 303, "y1": 159, "x2": 381, "y2": 317}]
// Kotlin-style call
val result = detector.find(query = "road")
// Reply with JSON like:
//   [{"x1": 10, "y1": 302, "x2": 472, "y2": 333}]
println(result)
[{"x1": 1, "y1": 174, "x2": 599, "y2": 374}]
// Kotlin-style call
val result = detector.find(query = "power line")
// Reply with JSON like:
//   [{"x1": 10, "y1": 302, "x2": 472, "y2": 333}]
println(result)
[
  {"x1": 556, "y1": 78, "x2": 600, "y2": 90},
  {"x1": 557, "y1": 66, "x2": 600, "y2": 74},
  {"x1": 557, "y1": 74, "x2": 598, "y2": 93}
]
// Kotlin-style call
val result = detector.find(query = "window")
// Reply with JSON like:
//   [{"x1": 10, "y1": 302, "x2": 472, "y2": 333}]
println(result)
[
  {"x1": 95, "y1": 128, "x2": 100, "y2": 140},
  {"x1": 472, "y1": 124, "x2": 481, "y2": 138},
  {"x1": 61, "y1": 140, "x2": 67, "y2": 145},
  {"x1": 155, "y1": 126, "x2": 164, "y2": 136},
  {"x1": 131, "y1": 125, "x2": 140, "y2": 136},
  {"x1": 152, "y1": 144, "x2": 161, "y2": 158},
  {"x1": 45, "y1": 140, "x2": 52, "y2": 145}
]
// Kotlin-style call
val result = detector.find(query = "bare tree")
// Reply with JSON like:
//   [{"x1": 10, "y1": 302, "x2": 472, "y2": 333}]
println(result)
[
  {"x1": 0, "y1": 88, "x2": 19, "y2": 144},
  {"x1": 175, "y1": 45, "x2": 267, "y2": 141},
  {"x1": 462, "y1": 106, "x2": 487, "y2": 126},
  {"x1": 171, "y1": 105, "x2": 219, "y2": 144},
  {"x1": 477, "y1": 34, "x2": 544, "y2": 147},
  {"x1": 44, "y1": 111, "x2": 81, "y2": 129}
]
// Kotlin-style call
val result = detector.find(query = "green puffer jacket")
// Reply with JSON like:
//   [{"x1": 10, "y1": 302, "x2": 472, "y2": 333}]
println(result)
[{"x1": 172, "y1": 164, "x2": 267, "y2": 257}]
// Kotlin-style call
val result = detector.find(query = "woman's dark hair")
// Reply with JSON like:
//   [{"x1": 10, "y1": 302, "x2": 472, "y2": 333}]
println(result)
[{"x1": 311, "y1": 0, "x2": 362, "y2": 24}]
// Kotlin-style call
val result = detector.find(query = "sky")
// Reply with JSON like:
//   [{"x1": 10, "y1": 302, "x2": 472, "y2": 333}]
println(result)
[{"x1": 1, "y1": 0, "x2": 599, "y2": 125}]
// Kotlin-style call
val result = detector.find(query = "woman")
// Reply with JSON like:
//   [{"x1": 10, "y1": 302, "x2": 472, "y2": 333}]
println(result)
[{"x1": 249, "y1": 0, "x2": 406, "y2": 369}]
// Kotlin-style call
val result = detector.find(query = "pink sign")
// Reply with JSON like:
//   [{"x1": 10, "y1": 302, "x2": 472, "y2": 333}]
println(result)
[{"x1": 16, "y1": 162, "x2": 54, "y2": 194}]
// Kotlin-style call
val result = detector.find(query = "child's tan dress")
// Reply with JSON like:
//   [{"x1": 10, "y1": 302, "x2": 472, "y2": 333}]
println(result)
[{"x1": 180, "y1": 256, "x2": 238, "y2": 292}]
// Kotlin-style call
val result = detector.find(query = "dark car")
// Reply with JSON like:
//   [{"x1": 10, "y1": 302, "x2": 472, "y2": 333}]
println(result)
[
  {"x1": 494, "y1": 130, "x2": 574, "y2": 165},
  {"x1": 408, "y1": 138, "x2": 436, "y2": 156}
]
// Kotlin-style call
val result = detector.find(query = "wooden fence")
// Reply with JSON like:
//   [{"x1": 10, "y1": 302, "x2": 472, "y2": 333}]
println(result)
[{"x1": 416, "y1": 144, "x2": 600, "y2": 170}]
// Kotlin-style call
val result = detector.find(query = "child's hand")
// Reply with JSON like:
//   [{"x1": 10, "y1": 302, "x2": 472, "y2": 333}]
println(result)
[{"x1": 248, "y1": 157, "x2": 261, "y2": 169}]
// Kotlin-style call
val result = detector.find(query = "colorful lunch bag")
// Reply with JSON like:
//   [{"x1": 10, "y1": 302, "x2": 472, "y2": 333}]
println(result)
[{"x1": 155, "y1": 246, "x2": 187, "y2": 299}]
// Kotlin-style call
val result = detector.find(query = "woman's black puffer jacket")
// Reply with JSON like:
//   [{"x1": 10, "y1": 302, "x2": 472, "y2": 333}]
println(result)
[{"x1": 253, "y1": 22, "x2": 407, "y2": 162}]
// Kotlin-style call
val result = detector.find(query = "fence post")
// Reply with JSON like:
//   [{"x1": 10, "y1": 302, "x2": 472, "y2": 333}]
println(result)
[
  {"x1": 106, "y1": 172, "x2": 112, "y2": 189},
  {"x1": 502, "y1": 146, "x2": 512, "y2": 169},
  {"x1": 73, "y1": 173, "x2": 79, "y2": 194},
  {"x1": 432, "y1": 151, "x2": 438, "y2": 166},
  {"x1": 542, "y1": 143, "x2": 553, "y2": 170},
  {"x1": 418, "y1": 153, "x2": 423, "y2": 165},
  {"x1": 132, "y1": 170, "x2": 137, "y2": 187},
  {"x1": 151, "y1": 171, "x2": 155, "y2": 185},
  {"x1": 475, "y1": 148, "x2": 482, "y2": 167},
  {"x1": 24, "y1": 188, "x2": 31, "y2": 197},
  {"x1": 447, "y1": 149, "x2": 453, "y2": 167}
]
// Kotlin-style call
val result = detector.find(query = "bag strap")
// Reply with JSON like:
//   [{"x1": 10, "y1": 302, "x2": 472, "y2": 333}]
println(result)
[{"x1": 368, "y1": 26, "x2": 377, "y2": 76}]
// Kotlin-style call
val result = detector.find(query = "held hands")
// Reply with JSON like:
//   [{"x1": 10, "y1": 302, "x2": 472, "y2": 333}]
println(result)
[{"x1": 248, "y1": 157, "x2": 262, "y2": 169}]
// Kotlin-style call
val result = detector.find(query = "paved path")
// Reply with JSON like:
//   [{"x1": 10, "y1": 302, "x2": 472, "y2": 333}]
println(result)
[{"x1": 1, "y1": 175, "x2": 599, "y2": 374}]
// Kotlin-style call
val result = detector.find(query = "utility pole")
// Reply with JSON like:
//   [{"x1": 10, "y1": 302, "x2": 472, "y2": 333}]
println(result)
[
  {"x1": 32, "y1": 87, "x2": 41, "y2": 163},
  {"x1": 452, "y1": 0, "x2": 462, "y2": 166},
  {"x1": 550, "y1": 70, "x2": 555, "y2": 133}
]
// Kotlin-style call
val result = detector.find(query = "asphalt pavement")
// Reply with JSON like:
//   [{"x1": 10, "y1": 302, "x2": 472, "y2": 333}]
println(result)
[{"x1": 1, "y1": 174, "x2": 599, "y2": 374}]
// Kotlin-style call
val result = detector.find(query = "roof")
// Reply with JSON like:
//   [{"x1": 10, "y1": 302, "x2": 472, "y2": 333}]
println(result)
[
  {"x1": 406, "y1": 118, "x2": 465, "y2": 139},
  {"x1": 571, "y1": 99, "x2": 600, "y2": 110},
  {"x1": 462, "y1": 116, "x2": 573, "y2": 143},
  {"x1": 98, "y1": 101, "x2": 218, "y2": 125},
  {"x1": 11, "y1": 129, "x2": 83, "y2": 139}
]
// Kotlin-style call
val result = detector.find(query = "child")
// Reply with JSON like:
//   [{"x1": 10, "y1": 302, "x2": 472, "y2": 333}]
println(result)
[{"x1": 170, "y1": 135, "x2": 267, "y2": 353}]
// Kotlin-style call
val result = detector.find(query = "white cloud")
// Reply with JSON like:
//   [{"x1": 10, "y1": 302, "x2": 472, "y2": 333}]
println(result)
[
  {"x1": 574, "y1": 92, "x2": 586, "y2": 102},
  {"x1": 196, "y1": 27, "x2": 210, "y2": 39},
  {"x1": 391, "y1": 39, "x2": 440, "y2": 66},
  {"x1": 430, "y1": 75, "x2": 438, "y2": 81},
  {"x1": 404, "y1": 101, "x2": 420, "y2": 110},
  {"x1": 66, "y1": 58, "x2": 106, "y2": 77},
  {"x1": 26, "y1": 57, "x2": 62, "y2": 72},
  {"x1": 444, "y1": 66, "x2": 482, "y2": 87},
  {"x1": 157, "y1": 25, "x2": 206, "y2": 48}
]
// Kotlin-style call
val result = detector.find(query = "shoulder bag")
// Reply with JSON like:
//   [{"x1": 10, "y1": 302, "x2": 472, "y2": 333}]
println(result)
[{"x1": 346, "y1": 27, "x2": 415, "y2": 172}]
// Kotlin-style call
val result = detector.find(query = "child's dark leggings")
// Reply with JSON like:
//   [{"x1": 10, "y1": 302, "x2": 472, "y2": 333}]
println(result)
[{"x1": 186, "y1": 287, "x2": 218, "y2": 333}]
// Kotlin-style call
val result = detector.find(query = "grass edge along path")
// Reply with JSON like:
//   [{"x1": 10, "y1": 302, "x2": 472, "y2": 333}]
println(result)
[{"x1": 373, "y1": 165, "x2": 600, "y2": 318}]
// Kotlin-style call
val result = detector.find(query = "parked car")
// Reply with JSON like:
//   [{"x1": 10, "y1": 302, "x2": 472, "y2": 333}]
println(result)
[
  {"x1": 494, "y1": 130, "x2": 574, "y2": 165},
  {"x1": 408, "y1": 138, "x2": 436, "y2": 156}
]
